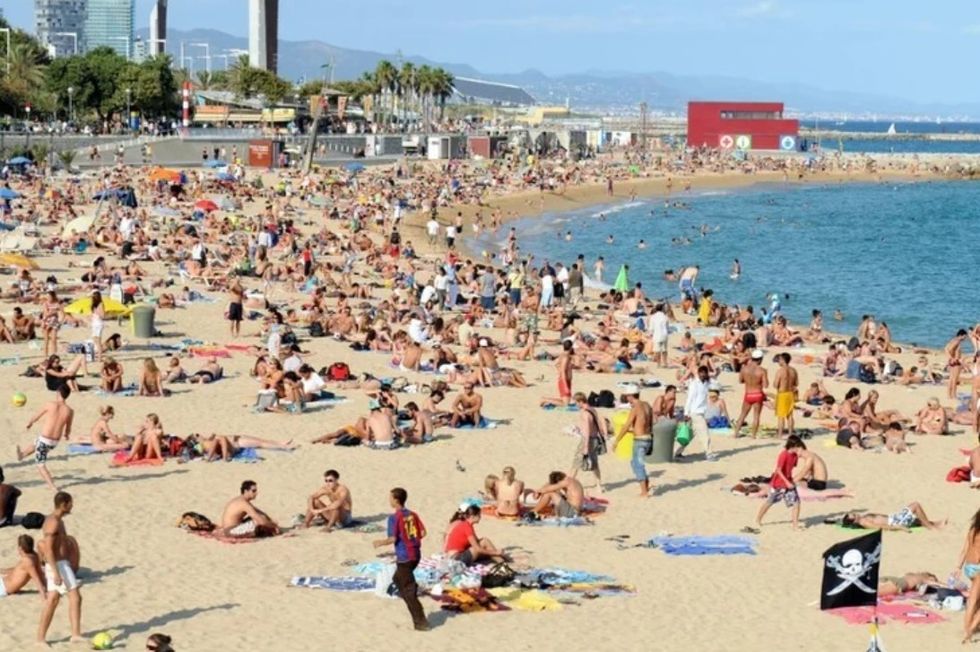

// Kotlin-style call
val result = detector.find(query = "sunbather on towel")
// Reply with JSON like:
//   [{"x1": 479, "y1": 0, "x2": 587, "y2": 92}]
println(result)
[
  {"x1": 219, "y1": 480, "x2": 279, "y2": 538},
  {"x1": 483, "y1": 466, "x2": 527, "y2": 517},
  {"x1": 444, "y1": 504, "x2": 507, "y2": 565},
  {"x1": 303, "y1": 469, "x2": 353, "y2": 531},
  {"x1": 530, "y1": 471, "x2": 584, "y2": 518},
  {"x1": 187, "y1": 357, "x2": 224, "y2": 384},
  {"x1": 842, "y1": 502, "x2": 947, "y2": 531},
  {"x1": 792, "y1": 447, "x2": 828, "y2": 491},
  {"x1": 123, "y1": 413, "x2": 165, "y2": 464},
  {"x1": 878, "y1": 571, "x2": 939, "y2": 596},
  {"x1": 193, "y1": 433, "x2": 296, "y2": 462}
]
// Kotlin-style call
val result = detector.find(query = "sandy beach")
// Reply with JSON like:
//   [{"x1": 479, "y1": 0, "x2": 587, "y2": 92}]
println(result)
[{"x1": 0, "y1": 156, "x2": 977, "y2": 652}]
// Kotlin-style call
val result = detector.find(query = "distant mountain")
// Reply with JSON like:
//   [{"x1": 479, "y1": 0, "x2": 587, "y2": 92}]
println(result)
[{"x1": 143, "y1": 28, "x2": 980, "y2": 118}]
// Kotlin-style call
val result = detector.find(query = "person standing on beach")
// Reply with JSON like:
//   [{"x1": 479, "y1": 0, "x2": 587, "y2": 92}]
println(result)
[
  {"x1": 16, "y1": 384, "x2": 74, "y2": 492},
  {"x1": 731, "y1": 350, "x2": 769, "y2": 438},
  {"x1": 773, "y1": 353, "x2": 798, "y2": 438},
  {"x1": 373, "y1": 488, "x2": 429, "y2": 631},
  {"x1": 228, "y1": 279, "x2": 244, "y2": 338},
  {"x1": 751, "y1": 436, "x2": 804, "y2": 532},
  {"x1": 593, "y1": 256, "x2": 605, "y2": 284},
  {"x1": 648, "y1": 303, "x2": 669, "y2": 368},
  {"x1": 38, "y1": 491, "x2": 83, "y2": 646},
  {"x1": 946, "y1": 329, "x2": 968, "y2": 400},
  {"x1": 612, "y1": 385, "x2": 653, "y2": 497},
  {"x1": 678, "y1": 366, "x2": 713, "y2": 460}
]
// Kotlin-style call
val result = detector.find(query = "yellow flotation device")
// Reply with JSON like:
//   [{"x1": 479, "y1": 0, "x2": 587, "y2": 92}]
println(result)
[{"x1": 611, "y1": 410, "x2": 633, "y2": 459}]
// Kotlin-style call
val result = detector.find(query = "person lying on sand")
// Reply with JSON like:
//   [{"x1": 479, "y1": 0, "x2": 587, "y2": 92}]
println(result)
[
  {"x1": 311, "y1": 400, "x2": 397, "y2": 448},
  {"x1": 0, "y1": 535, "x2": 47, "y2": 599},
  {"x1": 841, "y1": 502, "x2": 946, "y2": 531},
  {"x1": 190, "y1": 433, "x2": 296, "y2": 462},
  {"x1": 219, "y1": 480, "x2": 279, "y2": 538},
  {"x1": 878, "y1": 572, "x2": 939, "y2": 597},
  {"x1": 303, "y1": 469, "x2": 353, "y2": 531},
  {"x1": 187, "y1": 357, "x2": 224, "y2": 384}
]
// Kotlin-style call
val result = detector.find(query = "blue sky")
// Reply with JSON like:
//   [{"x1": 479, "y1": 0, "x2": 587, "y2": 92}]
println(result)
[{"x1": 3, "y1": 0, "x2": 979, "y2": 103}]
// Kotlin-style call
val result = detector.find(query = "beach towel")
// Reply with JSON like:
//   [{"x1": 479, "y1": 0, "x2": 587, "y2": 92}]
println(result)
[
  {"x1": 187, "y1": 346, "x2": 232, "y2": 358},
  {"x1": 541, "y1": 404, "x2": 579, "y2": 412},
  {"x1": 289, "y1": 576, "x2": 375, "y2": 592},
  {"x1": 486, "y1": 588, "x2": 562, "y2": 611},
  {"x1": 454, "y1": 417, "x2": 500, "y2": 430},
  {"x1": 518, "y1": 516, "x2": 593, "y2": 527},
  {"x1": 198, "y1": 448, "x2": 262, "y2": 463},
  {"x1": 437, "y1": 587, "x2": 510, "y2": 613},
  {"x1": 110, "y1": 450, "x2": 164, "y2": 467},
  {"x1": 95, "y1": 384, "x2": 138, "y2": 397},
  {"x1": 68, "y1": 444, "x2": 107, "y2": 455},
  {"x1": 190, "y1": 530, "x2": 292, "y2": 545},
  {"x1": 517, "y1": 568, "x2": 613, "y2": 586},
  {"x1": 647, "y1": 535, "x2": 757, "y2": 556},
  {"x1": 743, "y1": 486, "x2": 855, "y2": 501},
  {"x1": 827, "y1": 601, "x2": 945, "y2": 625}
]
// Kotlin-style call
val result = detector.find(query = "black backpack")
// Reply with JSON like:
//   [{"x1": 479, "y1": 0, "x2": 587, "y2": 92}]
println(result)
[
  {"x1": 588, "y1": 390, "x2": 616, "y2": 408},
  {"x1": 21, "y1": 512, "x2": 44, "y2": 529}
]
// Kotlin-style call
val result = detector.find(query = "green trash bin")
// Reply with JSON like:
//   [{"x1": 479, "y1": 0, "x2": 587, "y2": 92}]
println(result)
[
  {"x1": 648, "y1": 418, "x2": 677, "y2": 463},
  {"x1": 130, "y1": 304, "x2": 156, "y2": 338}
]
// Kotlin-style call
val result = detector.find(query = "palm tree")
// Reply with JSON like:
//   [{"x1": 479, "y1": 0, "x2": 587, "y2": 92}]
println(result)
[
  {"x1": 373, "y1": 60, "x2": 397, "y2": 130},
  {"x1": 195, "y1": 70, "x2": 214, "y2": 91},
  {"x1": 3, "y1": 42, "x2": 46, "y2": 103},
  {"x1": 58, "y1": 149, "x2": 77, "y2": 171},
  {"x1": 357, "y1": 72, "x2": 381, "y2": 122},
  {"x1": 228, "y1": 54, "x2": 252, "y2": 99},
  {"x1": 432, "y1": 68, "x2": 455, "y2": 122},
  {"x1": 415, "y1": 65, "x2": 435, "y2": 131},
  {"x1": 399, "y1": 62, "x2": 417, "y2": 132}
]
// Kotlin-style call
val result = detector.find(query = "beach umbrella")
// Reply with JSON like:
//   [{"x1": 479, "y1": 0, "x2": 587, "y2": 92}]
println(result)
[
  {"x1": 7, "y1": 156, "x2": 31, "y2": 166},
  {"x1": 149, "y1": 168, "x2": 182, "y2": 184},
  {"x1": 203, "y1": 159, "x2": 227, "y2": 168},
  {"x1": 194, "y1": 199, "x2": 219, "y2": 213},
  {"x1": 215, "y1": 172, "x2": 237, "y2": 182},
  {"x1": 0, "y1": 188, "x2": 20, "y2": 200},
  {"x1": 344, "y1": 162, "x2": 365, "y2": 173},
  {"x1": 613, "y1": 265, "x2": 630, "y2": 292},
  {"x1": 0, "y1": 252, "x2": 39, "y2": 270},
  {"x1": 62, "y1": 215, "x2": 95, "y2": 237},
  {"x1": 65, "y1": 296, "x2": 130, "y2": 317}
]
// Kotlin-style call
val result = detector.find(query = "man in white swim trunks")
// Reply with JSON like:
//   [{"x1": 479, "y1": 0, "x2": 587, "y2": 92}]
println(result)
[
  {"x1": 16, "y1": 384, "x2": 74, "y2": 492},
  {"x1": 38, "y1": 491, "x2": 83, "y2": 646},
  {"x1": 220, "y1": 480, "x2": 280, "y2": 538}
]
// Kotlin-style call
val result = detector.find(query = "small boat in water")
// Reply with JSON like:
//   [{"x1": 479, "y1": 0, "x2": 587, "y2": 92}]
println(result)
[{"x1": 886, "y1": 123, "x2": 897, "y2": 136}]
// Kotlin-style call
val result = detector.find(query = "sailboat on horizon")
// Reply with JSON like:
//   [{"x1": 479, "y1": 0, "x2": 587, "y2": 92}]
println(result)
[{"x1": 886, "y1": 123, "x2": 897, "y2": 136}]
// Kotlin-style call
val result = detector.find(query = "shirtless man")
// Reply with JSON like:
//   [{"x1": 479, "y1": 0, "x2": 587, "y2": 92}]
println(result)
[
  {"x1": 0, "y1": 466, "x2": 21, "y2": 527},
  {"x1": 491, "y1": 467, "x2": 525, "y2": 517},
  {"x1": 773, "y1": 352, "x2": 798, "y2": 438},
  {"x1": 0, "y1": 535, "x2": 46, "y2": 599},
  {"x1": 878, "y1": 572, "x2": 939, "y2": 597},
  {"x1": 651, "y1": 385, "x2": 676, "y2": 420},
  {"x1": 841, "y1": 502, "x2": 946, "y2": 531},
  {"x1": 219, "y1": 480, "x2": 279, "y2": 538},
  {"x1": 792, "y1": 447, "x2": 828, "y2": 490},
  {"x1": 731, "y1": 349, "x2": 769, "y2": 438},
  {"x1": 187, "y1": 357, "x2": 224, "y2": 384},
  {"x1": 612, "y1": 385, "x2": 654, "y2": 497},
  {"x1": 16, "y1": 384, "x2": 74, "y2": 492},
  {"x1": 303, "y1": 469, "x2": 353, "y2": 531},
  {"x1": 531, "y1": 471, "x2": 585, "y2": 518},
  {"x1": 365, "y1": 400, "x2": 397, "y2": 448},
  {"x1": 946, "y1": 329, "x2": 968, "y2": 400},
  {"x1": 450, "y1": 384, "x2": 484, "y2": 428},
  {"x1": 38, "y1": 491, "x2": 83, "y2": 646},
  {"x1": 401, "y1": 402, "x2": 433, "y2": 444}
]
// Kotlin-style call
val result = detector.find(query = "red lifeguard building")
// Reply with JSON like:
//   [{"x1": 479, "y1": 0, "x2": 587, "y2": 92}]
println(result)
[{"x1": 687, "y1": 101, "x2": 799, "y2": 151}]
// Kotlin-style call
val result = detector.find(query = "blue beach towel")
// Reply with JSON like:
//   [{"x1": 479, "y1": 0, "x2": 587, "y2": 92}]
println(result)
[
  {"x1": 94, "y1": 384, "x2": 138, "y2": 397},
  {"x1": 290, "y1": 576, "x2": 376, "y2": 592},
  {"x1": 647, "y1": 534, "x2": 757, "y2": 556},
  {"x1": 518, "y1": 516, "x2": 592, "y2": 527},
  {"x1": 454, "y1": 417, "x2": 500, "y2": 430},
  {"x1": 68, "y1": 444, "x2": 106, "y2": 455},
  {"x1": 541, "y1": 404, "x2": 580, "y2": 412}
]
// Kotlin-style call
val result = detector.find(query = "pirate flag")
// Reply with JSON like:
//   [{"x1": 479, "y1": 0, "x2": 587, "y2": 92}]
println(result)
[{"x1": 820, "y1": 530, "x2": 882, "y2": 611}]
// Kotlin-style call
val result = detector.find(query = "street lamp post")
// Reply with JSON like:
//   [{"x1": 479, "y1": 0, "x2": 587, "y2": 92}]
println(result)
[
  {"x1": 68, "y1": 86, "x2": 75, "y2": 124},
  {"x1": 0, "y1": 28, "x2": 10, "y2": 74},
  {"x1": 25, "y1": 104, "x2": 31, "y2": 150}
]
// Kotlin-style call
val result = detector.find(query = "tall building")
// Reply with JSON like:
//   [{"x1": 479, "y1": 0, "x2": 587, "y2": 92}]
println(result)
[
  {"x1": 148, "y1": 0, "x2": 166, "y2": 56},
  {"x1": 248, "y1": 0, "x2": 278, "y2": 73},
  {"x1": 84, "y1": 0, "x2": 134, "y2": 59},
  {"x1": 34, "y1": 0, "x2": 86, "y2": 58}
]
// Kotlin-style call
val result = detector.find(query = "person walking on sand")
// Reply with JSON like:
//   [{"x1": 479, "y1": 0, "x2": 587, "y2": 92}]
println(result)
[
  {"x1": 946, "y1": 329, "x2": 968, "y2": 400},
  {"x1": 750, "y1": 435, "x2": 805, "y2": 533},
  {"x1": 612, "y1": 384, "x2": 653, "y2": 497},
  {"x1": 773, "y1": 353, "x2": 798, "y2": 438},
  {"x1": 731, "y1": 349, "x2": 769, "y2": 438},
  {"x1": 678, "y1": 365, "x2": 714, "y2": 460},
  {"x1": 373, "y1": 488, "x2": 429, "y2": 632},
  {"x1": 38, "y1": 491, "x2": 83, "y2": 646},
  {"x1": 16, "y1": 384, "x2": 74, "y2": 492},
  {"x1": 570, "y1": 392, "x2": 606, "y2": 494}
]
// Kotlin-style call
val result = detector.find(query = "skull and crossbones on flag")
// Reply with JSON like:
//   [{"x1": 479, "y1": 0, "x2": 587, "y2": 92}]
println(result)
[{"x1": 820, "y1": 530, "x2": 882, "y2": 611}]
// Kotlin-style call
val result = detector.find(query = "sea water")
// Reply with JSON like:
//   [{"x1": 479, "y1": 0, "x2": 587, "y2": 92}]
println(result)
[{"x1": 473, "y1": 181, "x2": 980, "y2": 348}]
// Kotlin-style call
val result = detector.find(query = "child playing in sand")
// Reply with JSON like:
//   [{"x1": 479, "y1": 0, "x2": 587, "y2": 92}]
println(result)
[{"x1": 748, "y1": 435, "x2": 805, "y2": 532}]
